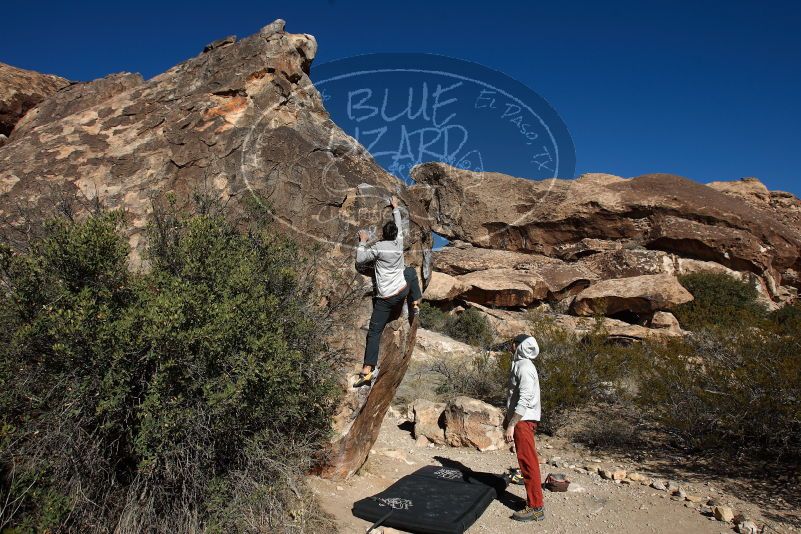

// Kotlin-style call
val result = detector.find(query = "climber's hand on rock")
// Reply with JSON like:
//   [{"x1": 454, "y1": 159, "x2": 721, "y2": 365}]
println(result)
[
  {"x1": 390, "y1": 195, "x2": 399, "y2": 209},
  {"x1": 358, "y1": 230, "x2": 369, "y2": 243}
]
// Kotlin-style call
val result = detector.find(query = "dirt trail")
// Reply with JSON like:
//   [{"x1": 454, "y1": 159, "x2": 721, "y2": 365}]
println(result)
[{"x1": 310, "y1": 414, "x2": 797, "y2": 534}]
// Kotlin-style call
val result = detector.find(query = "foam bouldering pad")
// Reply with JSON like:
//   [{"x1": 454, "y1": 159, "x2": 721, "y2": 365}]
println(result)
[{"x1": 352, "y1": 465, "x2": 508, "y2": 534}]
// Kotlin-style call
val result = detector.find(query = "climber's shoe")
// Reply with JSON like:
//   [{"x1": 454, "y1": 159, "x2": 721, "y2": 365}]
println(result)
[
  {"x1": 353, "y1": 370, "x2": 374, "y2": 388},
  {"x1": 510, "y1": 468, "x2": 525, "y2": 485},
  {"x1": 512, "y1": 506, "x2": 545, "y2": 522}
]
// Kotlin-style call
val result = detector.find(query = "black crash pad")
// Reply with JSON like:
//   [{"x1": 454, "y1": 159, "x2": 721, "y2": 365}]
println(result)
[{"x1": 352, "y1": 465, "x2": 508, "y2": 534}]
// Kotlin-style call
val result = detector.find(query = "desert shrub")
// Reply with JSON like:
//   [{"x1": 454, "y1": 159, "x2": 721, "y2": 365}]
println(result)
[
  {"x1": 418, "y1": 302, "x2": 448, "y2": 332},
  {"x1": 430, "y1": 312, "x2": 640, "y2": 431},
  {"x1": 432, "y1": 351, "x2": 510, "y2": 406},
  {"x1": 418, "y1": 303, "x2": 494, "y2": 348},
  {"x1": 444, "y1": 308, "x2": 494, "y2": 348},
  {"x1": 674, "y1": 272, "x2": 766, "y2": 331},
  {"x1": 636, "y1": 328, "x2": 801, "y2": 458},
  {"x1": 768, "y1": 301, "x2": 801, "y2": 335},
  {"x1": 0, "y1": 207, "x2": 340, "y2": 532},
  {"x1": 529, "y1": 313, "x2": 642, "y2": 433}
]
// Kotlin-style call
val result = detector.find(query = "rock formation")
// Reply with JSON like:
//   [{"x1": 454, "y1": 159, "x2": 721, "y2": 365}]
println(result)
[
  {"x1": 412, "y1": 163, "x2": 800, "y2": 340},
  {"x1": 0, "y1": 20, "x2": 432, "y2": 479},
  {"x1": 0, "y1": 62, "x2": 70, "y2": 136}
]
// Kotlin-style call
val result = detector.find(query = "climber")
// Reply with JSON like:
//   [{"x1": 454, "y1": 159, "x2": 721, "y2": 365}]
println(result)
[
  {"x1": 353, "y1": 195, "x2": 409, "y2": 388},
  {"x1": 504, "y1": 333, "x2": 545, "y2": 523}
]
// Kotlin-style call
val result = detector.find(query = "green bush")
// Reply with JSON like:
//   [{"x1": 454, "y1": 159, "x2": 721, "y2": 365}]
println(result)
[
  {"x1": 432, "y1": 352, "x2": 510, "y2": 406},
  {"x1": 528, "y1": 313, "x2": 641, "y2": 433},
  {"x1": 0, "y1": 206, "x2": 339, "y2": 532},
  {"x1": 418, "y1": 303, "x2": 494, "y2": 348},
  {"x1": 674, "y1": 272, "x2": 766, "y2": 331},
  {"x1": 418, "y1": 302, "x2": 448, "y2": 332},
  {"x1": 636, "y1": 329, "x2": 801, "y2": 458},
  {"x1": 444, "y1": 308, "x2": 494, "y2": 348}
]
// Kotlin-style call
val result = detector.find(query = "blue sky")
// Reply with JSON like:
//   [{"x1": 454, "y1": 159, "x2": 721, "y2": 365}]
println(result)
[{"x1": 2, "y1": 0, "x2": 799, "y2": 195}]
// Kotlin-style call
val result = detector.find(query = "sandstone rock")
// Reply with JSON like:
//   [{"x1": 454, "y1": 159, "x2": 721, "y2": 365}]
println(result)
[
  {"x1": 0, "y1": 134, "x2": 6, "y2": 148},
  {"x1": 0, "y1": 21, "x2": 432, "y2": 480},
  {"x1": 0, "y1": 62, "x2": 70, "y2": 136},
  {"x1": 627, "y1": 472, "x2": 649, "y2": 483},
  {"x1": 572, "y1": 274, "x2": 693, "y2": 317},
  {"x1": 413, "y1": 328, "x2": 480, "y2": 362},
  {"x1": 649, "y1": 311, "x2": 682, "y2": 334},
  {"x1": 423, "y1": 271, "x2": 468, "y2": 301},
  {"x1": 443, "y1": 396, "x2": 504, "y2": 451},
  {"x1": 411, "y1": 399, "x2": 446, "y2": 445},
  {"x1": 708, "y1": 177, "x2": 770, "y2": 205},
  {"x1": 736, "y1": 520, "x2": 759, "y2": 534},
  {"x1": 714, "y1": 505, "x2": 735, "y2": 523},
  {"x1": 411, "y1": 162, "x2": 801, "y2": 292},
  {"x1": 599, "y1": 468, "x2": 627, "y2": 481},
  {"x1": 464, "y1": 303, "x2": 530, "y2": 340},
  {"x1": 650, "y1": 480, "x2": 667, "y2": 491},
  {"x1": 434, "y1": 245, "x2": 557, "y2": 275},
  {"x1": 685, "y1": 495, "x2": 705, "y2": 504},
  {"x1": 579, "y1": 248, "x2": 675, "y2": 279},
  {"x1": 456, "y1": 269, "x2": 548, "y2": 307}
]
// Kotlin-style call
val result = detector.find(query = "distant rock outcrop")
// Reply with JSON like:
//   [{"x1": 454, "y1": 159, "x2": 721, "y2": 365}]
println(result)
[
  {"x1": 0, "y1": 62, "x2": 70, "y2": 136},
  {"x1": 0, "y1": 21, "x2": 432, "y2": 479},
  {"x1": 412, "y1": 163, "x2": 800, "y2": 339},
  {"x1": 413, "y1": 163, "x2": 801, "y2": 298}
]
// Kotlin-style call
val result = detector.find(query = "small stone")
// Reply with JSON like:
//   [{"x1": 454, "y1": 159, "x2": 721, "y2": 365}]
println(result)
[
  {"x1": 628, "y1": 472, "x2": 648, "y2": 482},
  {"x1": 673, "y1": 488, "x2": 687, "y2": 499},
  {"x1": 599, "y1": 468, "x2": 627, "y2": 481},
  {"x1": 414, "y1": 435, "x2": 430, "y2": 448},
  {"x1": 650, "y1": 480, "x2": 667, "y2": 491},
  {"x1": 736, "y1": 520, "x2": 759, "y2": 534},
  {"x1": 714, "y1": 505, "x2": 734, "y2": 523},
  {"x1": 685, "y1": 495, "x2": 704, "y2": 504}
]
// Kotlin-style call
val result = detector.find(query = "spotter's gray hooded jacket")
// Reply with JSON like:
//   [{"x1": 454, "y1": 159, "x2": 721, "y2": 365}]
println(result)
[{"x1": 506, "y1": 336, "x2": 541, "y2": 422}]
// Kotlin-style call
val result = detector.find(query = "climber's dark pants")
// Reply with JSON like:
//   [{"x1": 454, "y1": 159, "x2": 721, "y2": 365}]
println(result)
[
  {"x1": 404, "y1": 266, "x2": 423, "y2": 307},
  {"x1": 363, "y1": 285, "x2": 410, "y2": 368}
]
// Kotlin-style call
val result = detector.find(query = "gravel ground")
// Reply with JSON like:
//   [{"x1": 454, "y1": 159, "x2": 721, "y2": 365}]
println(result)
[{"x1": 310, "y1": 414, "x2": 796, "y2": 534}]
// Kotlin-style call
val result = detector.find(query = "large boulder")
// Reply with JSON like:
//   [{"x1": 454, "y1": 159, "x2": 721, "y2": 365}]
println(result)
[
  {"x1": 410, "y1": 399, "x2": 447, "y2": 445},
  {"x1": 434, "y1": 244, "x2": 558, "y2": 275},
  {"x1": 423, "y1": 271, "x2": 469, "y2": 301},
  {"x1": 456, "y1": 268, "x2": 549, "y2": 307},
  {"x1": 411, "y1": 162, "x2": 801, "y2": 295},
  {"x1": 571, "y1": 274, "x2": 693, "y2": 317},
  {"x1": 0, "y1": 20, "x2": 432, "y2": 479},
  {"x1": 0, "y1": 62, "x2": 70, "y2": 136},
  {"x1": 413, "y1": 328, "x2": 480, "y2": 362},
  {"x1": 443, "y1": 396, "x2": 505, "y2": 451}
]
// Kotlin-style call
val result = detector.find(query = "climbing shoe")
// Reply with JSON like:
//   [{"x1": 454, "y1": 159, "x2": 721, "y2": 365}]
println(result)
[
  {"x1": 509, "y1": 468, "x2": 525, "y2": 485},
  {"x1": 353, "y1": 370, "x2": 374, "y2": 388},
  {"x1": 512, "y1": 506, "x2": 545, "y2": 522}
]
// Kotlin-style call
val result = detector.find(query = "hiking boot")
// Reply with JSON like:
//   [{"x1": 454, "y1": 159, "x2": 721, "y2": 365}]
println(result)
[
  {"x1": 512, "y1": 506, "x2": 545, "y2": 522},
  {"x1": 353, "y1": 370, "x2": 374, "y2": 388}
]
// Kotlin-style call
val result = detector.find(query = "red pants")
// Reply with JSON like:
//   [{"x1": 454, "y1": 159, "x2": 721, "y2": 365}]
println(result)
[{"x1": 513, "y1": 420, "x2": 544, "y2": 508}]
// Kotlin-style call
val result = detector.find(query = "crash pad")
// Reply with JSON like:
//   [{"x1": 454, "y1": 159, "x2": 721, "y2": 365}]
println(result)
[{"x1": 352, "y1": 465, "x2": 508, "y2": 534}]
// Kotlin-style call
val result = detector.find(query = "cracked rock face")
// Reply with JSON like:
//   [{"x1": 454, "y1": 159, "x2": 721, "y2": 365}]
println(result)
[
  {"x1": 0, "y1": 62, "x2": 70, "y2": 136},
  {"x1": 0, "y1": 20, "x2": 432, "y2": 479}
]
